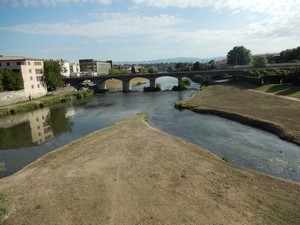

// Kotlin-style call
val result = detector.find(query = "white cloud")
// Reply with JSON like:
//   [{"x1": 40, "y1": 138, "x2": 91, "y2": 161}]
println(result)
[
  {"x1": 0, "y1": 13, "x2": 183, "y2": 37},
  {"x1": 132, "y1": 0, "x2": 299, "y2": 16},
  {"x1": 0, "y1": 0, "x2": 111, "y2": 7}
]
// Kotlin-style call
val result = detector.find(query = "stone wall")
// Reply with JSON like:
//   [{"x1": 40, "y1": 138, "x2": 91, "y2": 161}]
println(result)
[{"x1": 0, "y1": 90, "x2": 28, "y2": 106}]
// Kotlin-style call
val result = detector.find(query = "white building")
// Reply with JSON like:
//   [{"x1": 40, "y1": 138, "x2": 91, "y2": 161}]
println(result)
[
  {"x1": 69, "y1": 63, "x2": 80, "y2": 77},
  {"x1": 59, "y1": 60, "x2": 70, "y2": 77},
  {"x1": 0, "y1": 56, "x2": 47, "y2": 99}
]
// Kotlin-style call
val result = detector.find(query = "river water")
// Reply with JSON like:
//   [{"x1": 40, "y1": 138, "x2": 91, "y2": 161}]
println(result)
[{"x1": 0, "y1": 77, "x2": 299, "y2": 182}]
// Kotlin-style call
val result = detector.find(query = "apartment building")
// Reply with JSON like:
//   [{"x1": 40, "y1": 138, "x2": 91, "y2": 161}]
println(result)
[
  {"x1": 79, "y1": 59, "x2": 112, "y2": 76},
  {"x1": 0, "y1": 56, "x2": 47, "y2": 98},
  {"x1": 69, "y1": 63, "x2": 80, "y2": 77}
]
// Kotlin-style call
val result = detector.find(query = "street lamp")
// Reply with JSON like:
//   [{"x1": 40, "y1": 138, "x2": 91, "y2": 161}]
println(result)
[{"x1": 235, "y1": 53, "x2": 239, "y2": 66}]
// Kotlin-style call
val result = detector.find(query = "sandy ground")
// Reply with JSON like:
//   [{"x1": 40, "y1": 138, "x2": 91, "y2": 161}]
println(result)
[{"x1": 0, "y1": 113, "x2": 299, "y2": 225}]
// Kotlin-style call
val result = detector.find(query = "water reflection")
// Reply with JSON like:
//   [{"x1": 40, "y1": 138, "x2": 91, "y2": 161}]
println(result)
[{"x1": 0, "y1": 106, "x2": 74, "y2": 150}]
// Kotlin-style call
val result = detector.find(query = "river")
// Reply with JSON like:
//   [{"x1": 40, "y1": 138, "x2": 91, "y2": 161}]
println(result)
[{"x1": 0, "y1": 77, "x2": 299, "y2": 182}]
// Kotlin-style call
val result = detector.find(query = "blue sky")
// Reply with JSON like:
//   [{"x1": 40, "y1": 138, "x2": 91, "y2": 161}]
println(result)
[{"x1": 0, "y1": 0, "x2": 299, "y2": 63}]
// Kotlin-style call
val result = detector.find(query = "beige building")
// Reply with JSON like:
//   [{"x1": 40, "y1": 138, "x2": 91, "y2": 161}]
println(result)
[{"x1": 0, "y1": 56, "x2": 47, "y2": 99}]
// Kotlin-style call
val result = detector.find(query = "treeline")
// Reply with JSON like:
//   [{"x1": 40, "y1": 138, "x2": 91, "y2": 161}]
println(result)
[
  {"x1": 0, "y1": 69, "x2": 24, "y2": 92},
  {"x1": 138, "y1": 61, "x2": 216, "y2": 73},
  {"x1": 268, "y1": 46, "x2": 300, "y2": 63}
]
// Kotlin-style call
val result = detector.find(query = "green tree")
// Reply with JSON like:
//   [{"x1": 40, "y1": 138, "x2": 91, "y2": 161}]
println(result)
[
  {"x1": 0, "y1": 72, "x2": 3, "y2": 92},
  {"x1": 44, "y1": 61, "x2": 64, "y2": 89},
  {"x1": 253, "y1": 56, "x2": 268, "y2": 68},
  {"x1": 0, "y1": 69, "x2": 24, "y2": 91},
  {"x1": 148, "y1": 66, "x2": 158, "y2": 73},
  {"x1": 279, "y1": 46, "x2": 300, "y2": 62},
  {"x1": 192, "y1": 62, "x2": 201, "y2": 71},
  {"x1": 109, "y1": 68, "x2": 128, "y2": 75},
  {"x1": 227, "y1": 46, "x2": 252, "y2": 65}
]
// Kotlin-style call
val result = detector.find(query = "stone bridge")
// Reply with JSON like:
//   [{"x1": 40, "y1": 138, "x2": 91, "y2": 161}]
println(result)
[{"x1": 64, "y1": 69, "x2": 241, "y2": 92}]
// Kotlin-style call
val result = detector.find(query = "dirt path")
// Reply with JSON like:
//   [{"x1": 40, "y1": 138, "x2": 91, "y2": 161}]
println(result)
[{"x1": 0, "y1": 113, "x2": 299, "y2": 225}]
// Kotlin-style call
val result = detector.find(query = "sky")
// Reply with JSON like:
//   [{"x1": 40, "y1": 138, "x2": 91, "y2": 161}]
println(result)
[{"x1": 0, "y1": 0, "x2": 299, "y2": 63}]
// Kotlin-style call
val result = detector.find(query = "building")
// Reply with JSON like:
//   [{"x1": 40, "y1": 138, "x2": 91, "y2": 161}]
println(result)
[
  {"x1": 79, "y1": 59, "x2": 112, "y2": 76},
  {"x1": 215, "y1": 60, "x2": 229, "y2": 69},
  {"x1": 59, "y1": 60, "x2": 70, "y2": 77},
  {"x1": 0, "y1": 56, "x2": 47, "y2": 99},
  {"x1": 69, "y1": 63, "x2": 80, "y2": 77}
]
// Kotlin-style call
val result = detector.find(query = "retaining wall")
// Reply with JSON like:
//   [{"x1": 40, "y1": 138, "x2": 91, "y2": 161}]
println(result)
[{"x1": 0, "y1": 90, "x2": 28, "y2": 106}]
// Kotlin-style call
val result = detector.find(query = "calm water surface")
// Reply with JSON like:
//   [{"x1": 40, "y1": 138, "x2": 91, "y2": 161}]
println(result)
[{"x1": 0, "y1": 77, "x2": 299, "y2": 181}]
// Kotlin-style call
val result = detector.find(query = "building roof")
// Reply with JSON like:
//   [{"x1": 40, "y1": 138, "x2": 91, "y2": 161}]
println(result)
[
  {"x1": 216, "y1": 60, "x2": 228, "y2": 65},
  {"x1": 0, "y1": 56, "x2": 43, "y2": 61}
]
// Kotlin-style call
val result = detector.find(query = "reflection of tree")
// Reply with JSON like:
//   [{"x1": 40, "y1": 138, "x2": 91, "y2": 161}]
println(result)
[
  {"x1": 50, "y1": 107, "x2": 72, "y2": 136},
  {"x1": 0, "y1": 122, "x2": 32, "y2": 149}
]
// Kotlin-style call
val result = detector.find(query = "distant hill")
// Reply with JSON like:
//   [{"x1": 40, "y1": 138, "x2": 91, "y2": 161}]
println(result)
[{"x1": 115, "y1": 56, "x2": 226, "y2": 65}]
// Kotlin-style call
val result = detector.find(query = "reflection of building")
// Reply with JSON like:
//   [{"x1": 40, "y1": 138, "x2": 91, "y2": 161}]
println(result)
[
  {"x1": 0, "y1": 56, "x2": 47, "y2": 98},
  {"x1": 65, "y1": 107, "x2": 75, "y2": 118},
  {"x1": 79, "y1": 59, "x2": 112, "y2": 76},
  {"x1": 0, "y1": 107, "x2": 54, "y2": 149},
  {"x1": 28, "y1": 108, "x2": 53, "y2": 145}
]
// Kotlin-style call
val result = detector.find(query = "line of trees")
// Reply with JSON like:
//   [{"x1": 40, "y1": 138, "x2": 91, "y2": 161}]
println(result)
[{"x1": 226, "y1": 46, "x2": 300, "y2": 67}]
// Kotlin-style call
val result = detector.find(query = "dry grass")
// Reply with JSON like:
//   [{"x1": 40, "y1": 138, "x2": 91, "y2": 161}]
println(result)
[{"x1": 106, "y1": 78, "x2": 148, "y2": 90}]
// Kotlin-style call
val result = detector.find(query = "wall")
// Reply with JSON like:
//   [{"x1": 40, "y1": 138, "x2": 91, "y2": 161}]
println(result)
[{"x1": 0, "y1": 90, "x2": 28, "y2": 106}]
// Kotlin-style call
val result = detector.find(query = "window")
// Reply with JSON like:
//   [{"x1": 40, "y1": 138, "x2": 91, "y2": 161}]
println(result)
[
  {"x1": 36, "y1": 76, "x2": 43, "y2": 81},
  {"x1": 35, "y1": 69, "x2": 43, "y2": 74},
  {"x1": 0, "y1": 63, "x2": 2, "y2": 66},
  {"x1": 6, "y1": 62, "x2": 10, "y2": 66},
  {"x1": 30, "y1": 76, "x2": 33, "y2": 81},
  {"x1": 31, "y1": 85, "x2": 34, "y2": 89},
  {"x1": 17, "y1": 62, "x2": 21, "y2": 66},
  {"x1": 12, "y1": 69, "x2": 20, "y2": 73},
  {"x1": 37, "y1": 84, "x2": 40, "y2": 88},
  {"x1": 44, "y1": 127, "x2": 51, "y2": 134},
  {"x1": 29, "y1": 69, "x2": 32, "y2": 73},
  {"x1": 34, "y1": 61, "x2": 42, "y2": 66},
  {"x1": 28, "y1": 62, "x2": 31, "y2": 65}
]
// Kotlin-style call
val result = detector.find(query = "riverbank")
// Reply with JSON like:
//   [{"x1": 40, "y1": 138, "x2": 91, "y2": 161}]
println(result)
[
  {"x1": 0, "y1": 88, "x2": 94, "y2": 118},
  {"x1": 182, "y1": 83, "x2": 300, "y2": 145},
  {"x1": 0, "y1": 78, "x2": 148, "y2": 118},
  {"x1": 0, "y1": 113, "x2": 299, "y2": 224}
]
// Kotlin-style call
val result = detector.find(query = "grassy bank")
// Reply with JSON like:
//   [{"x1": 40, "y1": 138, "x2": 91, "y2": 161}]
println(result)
[
  {"x1": 181, "y1": 83, "x2": 300, "y2": 145},
  {"x1": 0, "y1": 89, "x2": 94, "y2": 118},
  {"x1": 0, "y1": 113, "x2": 299, "y2": 224},
  {"x1": 256, "y1": 84, "x2": 300, "y2": 99}
]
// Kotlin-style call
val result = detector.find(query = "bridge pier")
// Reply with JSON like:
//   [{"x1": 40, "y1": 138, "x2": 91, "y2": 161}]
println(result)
[
  {"x1": 177, "y1": 77, "x2": 183, "y2": 88},
  {"x1": 122, "y1": 80, "x2": 130, "y2": 92},
  {"x1": 149, "y1": 78, "x2": 156, "y2": 88},
  {"x1": 96, "y1": 81, "x2": 106, "y2": 90}
]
